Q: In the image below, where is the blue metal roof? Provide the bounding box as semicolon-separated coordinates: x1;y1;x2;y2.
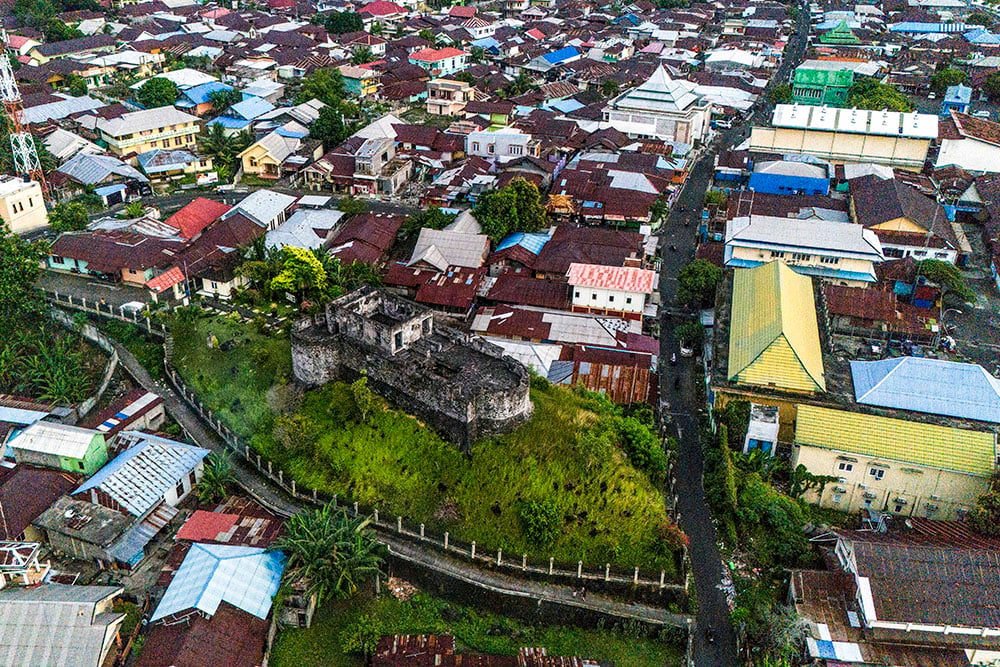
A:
964;28;1000;44
542;46;580;64
207;116;252;130
150;543;286;622
851;357;1000;423
546;98;584;113
94;184;126;197
889;22;968;33
495;231;551;254
182;81;234;105
229;96;275;121
944;83;972;104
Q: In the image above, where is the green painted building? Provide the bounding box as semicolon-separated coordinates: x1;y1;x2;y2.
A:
792;60;855;106
8;422;109;476
819;20;861;46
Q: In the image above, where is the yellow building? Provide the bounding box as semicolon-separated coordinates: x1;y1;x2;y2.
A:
792;404;996;521
0;177;47;234
95;107;200;157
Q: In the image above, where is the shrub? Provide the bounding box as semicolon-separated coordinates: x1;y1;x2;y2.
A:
617;416;667;481
517;499;563;546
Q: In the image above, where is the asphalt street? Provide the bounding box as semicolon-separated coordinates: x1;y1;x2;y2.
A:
658;9;810;665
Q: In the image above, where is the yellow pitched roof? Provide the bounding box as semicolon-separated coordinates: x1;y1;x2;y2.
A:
795;405;997;477
727;261;826;392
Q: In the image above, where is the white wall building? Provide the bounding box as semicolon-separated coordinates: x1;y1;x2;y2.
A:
566;263;657;320
603;66;712;144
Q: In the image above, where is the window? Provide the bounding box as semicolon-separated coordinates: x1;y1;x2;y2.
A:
78;461;85;470
574;291;580;298
175;480;185;497
510;144;523;156
472;142;480;152
838;462;853;472
769;250;785;258
487;143;495;154
869;467;885;481
394;331;403;349
608;295;615;302
792;253;812;262
591;293;597;300
820;256;839;265
832;493;843;504
894;503;904;513
626;296;633;304
52;255;63;263
174;136;182;146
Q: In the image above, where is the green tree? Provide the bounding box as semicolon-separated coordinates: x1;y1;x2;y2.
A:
452;71;476;86
135;77;179;109
500;70;533;98
984;71;1000;102
273;413;320;455
917;259;975;303
930;67;967;92
617;416;667;481
846;78;914;112
48;201;89;232
310;105;351;148
13;0;55;25
601;78;620;98
351;46;375;65
0;227;47;339
369;21;384;35
675;320;704;350
472;178;548;243
325;11;363;34
271;503;385;603
43;18;82;42
767;83;793;104
270;246;328;300
676;259;722;307
516;499;563;546
337;195;369;216
121;201;145;218
704;188;727;209
349;372;382;423
400;206;456;240
717;425;738;519
197;453;235;504
207;88;241;113
968;11;994;26
199;124;251;173
649;196;669;226
64;74;88;97
418;28;437;44
470;46;486;64
295;68;347;107
968;475;1000;536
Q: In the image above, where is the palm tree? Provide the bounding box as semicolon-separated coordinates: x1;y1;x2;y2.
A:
200;124;238;170
198;453;236;504
271;503;385;604
351;46;375;65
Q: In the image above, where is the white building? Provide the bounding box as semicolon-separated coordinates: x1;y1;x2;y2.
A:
0;177;47;234
566;262;658;320
603;66;712;144
935;111;1000;174
466;127;537;162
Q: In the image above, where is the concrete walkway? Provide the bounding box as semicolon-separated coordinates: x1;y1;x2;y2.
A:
106;337;693;630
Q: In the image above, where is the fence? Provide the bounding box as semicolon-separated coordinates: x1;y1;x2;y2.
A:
164;362;688;596
47;308;120;420
41;290;168;339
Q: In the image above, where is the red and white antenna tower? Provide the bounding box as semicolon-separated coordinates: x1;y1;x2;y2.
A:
0;43;45;191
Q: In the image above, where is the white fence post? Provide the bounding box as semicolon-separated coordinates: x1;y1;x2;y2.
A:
444;532;449;550
471;541;476;559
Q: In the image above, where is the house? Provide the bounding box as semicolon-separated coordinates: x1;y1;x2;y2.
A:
33;433;209;567
409;228;490;271
940;83;972;117
724;216;885;287
338;64;380;97
0;584;126;667
849;174;962;263
548;344;657;404
791;60;856;106
565;263;657;320
792;522;1000;664
225;189;297;231
138;543;285;666
935;111;1000;174
79;389;166;437
327;212;404;265
850;357;1000;424
748;160;830;196
471;304;656;351
175;81;234;116
0;465;78;542
465;127;538;162
426;78;475;116
7;422;108;476
0;177;47;234
527;46;582;72
603;66;712;144
408;47;469;77
239;130;320;180
53;154;150;205
792;404;996;520
95;106;201;158
208;96;276;133
265;208;344;251
27;34;117;65
750;105;938;171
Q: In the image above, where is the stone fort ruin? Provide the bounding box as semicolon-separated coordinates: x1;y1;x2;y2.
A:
291;286;532;449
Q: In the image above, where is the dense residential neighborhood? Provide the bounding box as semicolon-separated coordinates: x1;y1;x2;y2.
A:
0;0;999;662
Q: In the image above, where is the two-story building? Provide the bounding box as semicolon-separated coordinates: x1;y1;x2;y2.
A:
426;78;475;116
338;64;380;98
0;177;47;234
465;127;538;162
408;47;469;77
7;422;109;476
724;215;885;287
95;107;201;158
603;65;712;144
566;263;657;320
791;60;857;107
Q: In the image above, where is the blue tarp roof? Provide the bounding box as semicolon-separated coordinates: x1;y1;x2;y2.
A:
495;231;552;255
180;81;234;106
851;357;1000;423
150;544;286;622
542;46;580;64
276;126;307;138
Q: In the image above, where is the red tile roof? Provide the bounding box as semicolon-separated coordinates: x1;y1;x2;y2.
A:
145;266;185;293
448;5;476;17
176;510;239;542
566;263;657;293
164;197;232;239
359;0;405;15
409;47;467;62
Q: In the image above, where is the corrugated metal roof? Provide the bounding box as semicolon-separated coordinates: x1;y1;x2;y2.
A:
149;543;285;622
566;263;657;293
727;261;825;392
96;106;199;139
8;422;100;460
57;153;149;185
74;433;208;517
795;405;996;476
851;358;1000;424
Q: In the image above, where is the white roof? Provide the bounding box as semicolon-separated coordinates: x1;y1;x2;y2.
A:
9;422;98;459
754;160;828;179
44;128;101;162
486;337;562;376
726;215;885;260
265;209;344;250
131;68;216;90
352;113;404;141
228;188;298;227
608;65;704;114
409;228;489;270
96;107;199;139
770;104;938;139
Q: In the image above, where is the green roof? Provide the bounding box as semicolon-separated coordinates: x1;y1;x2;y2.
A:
796;405;997;477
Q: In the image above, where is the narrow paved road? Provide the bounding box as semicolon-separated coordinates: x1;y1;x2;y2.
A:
103;332;692;630
658;11;810;665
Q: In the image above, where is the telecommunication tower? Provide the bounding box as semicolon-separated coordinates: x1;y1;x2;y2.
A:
0;47;45;191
